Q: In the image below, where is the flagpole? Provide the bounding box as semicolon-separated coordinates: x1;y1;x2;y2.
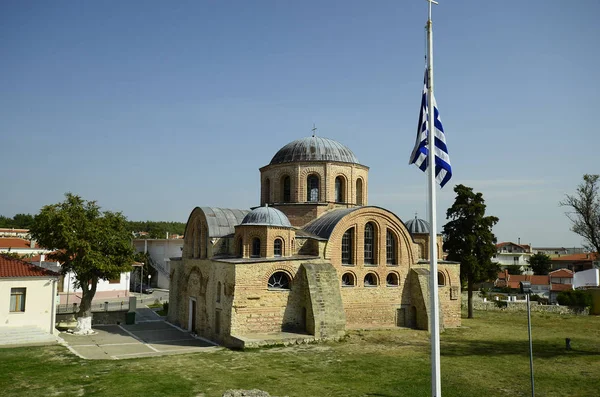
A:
426;1;442;396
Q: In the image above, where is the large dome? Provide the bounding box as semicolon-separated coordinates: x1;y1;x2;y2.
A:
405;217;430;234
241;206;292;227
270;136;359;165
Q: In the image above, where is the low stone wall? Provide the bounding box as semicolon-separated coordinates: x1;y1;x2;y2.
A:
468;300;589;315
56;310;129;326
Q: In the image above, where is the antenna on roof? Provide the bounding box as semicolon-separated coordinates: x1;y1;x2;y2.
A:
312;123;317;137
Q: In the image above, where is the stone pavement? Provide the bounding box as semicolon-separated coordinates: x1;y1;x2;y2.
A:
59;320;218;360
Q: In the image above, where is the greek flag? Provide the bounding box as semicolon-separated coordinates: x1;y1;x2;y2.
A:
409;70;452;188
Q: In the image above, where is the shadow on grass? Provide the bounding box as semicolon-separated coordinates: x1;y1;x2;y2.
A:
441;338;600;358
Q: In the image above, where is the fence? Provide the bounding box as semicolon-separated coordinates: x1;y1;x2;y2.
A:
57;300;130;314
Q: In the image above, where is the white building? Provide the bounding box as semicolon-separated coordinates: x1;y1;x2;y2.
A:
0;255;60;345
30;255;131;305
492;242;533;271
133;238;183;289
0;237;51;257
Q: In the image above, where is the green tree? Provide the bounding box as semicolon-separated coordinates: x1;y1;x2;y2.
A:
443;184;500;319
560;174;600;255
527;252;552;275
29;193;134;334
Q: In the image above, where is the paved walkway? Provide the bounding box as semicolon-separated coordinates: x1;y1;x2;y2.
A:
59;311;218;360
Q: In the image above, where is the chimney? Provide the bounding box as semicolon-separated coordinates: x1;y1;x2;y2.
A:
166;232;169;239
518;237;521;245
30;239;36;248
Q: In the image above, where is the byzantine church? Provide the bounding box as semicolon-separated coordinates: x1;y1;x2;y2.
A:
168;135;460;348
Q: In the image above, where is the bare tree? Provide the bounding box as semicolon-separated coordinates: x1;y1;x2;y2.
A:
560;174;600;254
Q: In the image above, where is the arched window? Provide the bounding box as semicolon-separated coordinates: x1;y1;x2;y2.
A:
438;271;446;286
268;271;290;290
264;178;271;204
217;282;222;303
341;272;355;287
274;238;283;257
386;272;399;286
251;238;261;257
237;238;243;257
335;176;345;203
341;228;354;265
386;230;397;265
307;175;319;202
364;273;378;287
356;179;363;205
364;222;376;265
281;176;291;202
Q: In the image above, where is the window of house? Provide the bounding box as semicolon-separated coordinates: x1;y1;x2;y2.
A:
438;271;446;286
252;238;261;257
356;179;363;205
364;222;375;265
282;176;291;202
386;273;399;286
341;272;355;287
268;271;291;290
335;176;344;202
274;238;283;257
386;230;397;265
342;228;354;265
364;273;378;287
307;175;319;202
10;288;26;312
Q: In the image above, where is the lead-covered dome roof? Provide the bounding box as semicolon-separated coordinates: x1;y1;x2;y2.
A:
241;206;292;227
405;217;430;234
270;136;359;165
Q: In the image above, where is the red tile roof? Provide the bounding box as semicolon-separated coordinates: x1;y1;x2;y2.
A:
0;238;34;249
550;269;574;277
496;271;550;288
496;242;531;252
551;253;598;262
0;255;59;278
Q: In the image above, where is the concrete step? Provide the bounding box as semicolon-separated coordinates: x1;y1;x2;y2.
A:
0;326;59;347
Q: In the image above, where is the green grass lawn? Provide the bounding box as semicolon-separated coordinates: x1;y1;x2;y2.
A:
1;310;598;397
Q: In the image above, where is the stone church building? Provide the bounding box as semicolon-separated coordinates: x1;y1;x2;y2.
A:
168;136;460;348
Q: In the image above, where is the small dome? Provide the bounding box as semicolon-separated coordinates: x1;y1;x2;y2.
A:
270;136;359;165
241;206;292;227
406;217;430;234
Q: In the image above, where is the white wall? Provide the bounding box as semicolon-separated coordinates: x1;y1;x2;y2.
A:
0;278;57;334
133;239;183;289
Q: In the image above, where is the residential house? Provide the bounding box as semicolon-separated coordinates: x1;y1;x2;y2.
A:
28;254;132;305
549;268;574;303
493;242;534;272
495;270;550;298
0;228;30;239
133;238;183;289
0;237;51;258
533;246;586;258
0;255;60;345
550;252;598;272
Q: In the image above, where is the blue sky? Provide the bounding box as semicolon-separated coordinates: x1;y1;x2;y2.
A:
1;1;598;247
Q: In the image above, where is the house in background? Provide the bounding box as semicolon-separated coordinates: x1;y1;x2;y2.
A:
29;254;131;305
0;237;51;258
550;252;598;272
133;238;183;289
549;268;574;303
493;242;534;272
533;246;586;258
0;228;30;239
495;270;550;298
0;255;60;346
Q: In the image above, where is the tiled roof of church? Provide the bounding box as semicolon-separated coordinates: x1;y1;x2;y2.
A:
302;208;360;239
199;207;250;237
270;136;361;165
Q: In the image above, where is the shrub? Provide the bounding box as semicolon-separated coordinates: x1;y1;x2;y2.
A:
557;290;592;311
495;301;507;309
162;301;169;314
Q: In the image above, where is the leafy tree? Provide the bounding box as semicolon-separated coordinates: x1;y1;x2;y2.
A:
560;174;600;255
443;184;500;319
557;290;592;313
29;193;134;334
527;252;552;275
506;266;522;275
0;213;34;229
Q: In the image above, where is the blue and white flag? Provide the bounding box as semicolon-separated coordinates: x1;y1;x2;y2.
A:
409;70;452;188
